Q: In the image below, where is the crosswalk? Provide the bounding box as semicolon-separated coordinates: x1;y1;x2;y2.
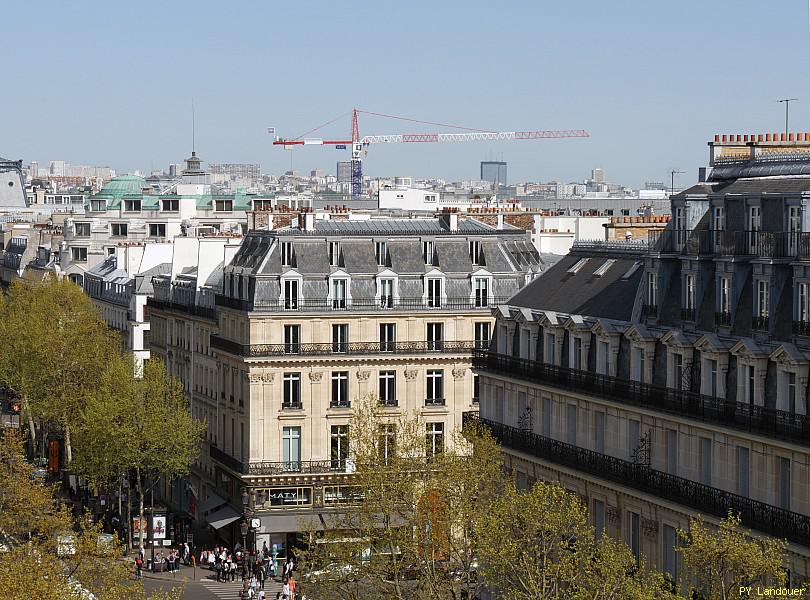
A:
198;576;282;599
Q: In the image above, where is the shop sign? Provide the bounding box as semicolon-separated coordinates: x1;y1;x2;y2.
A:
152;516;166;539
264;486;312;507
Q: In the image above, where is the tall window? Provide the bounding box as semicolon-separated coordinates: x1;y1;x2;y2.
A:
427;278;442;308
330;425;349;470
788;206;801;254
379;371;396;406
647;272;657;307
628;419;640;462
542;397;552;438
598;341;610;375
426;370;444;405
474;277;489;307
331;279;348;309
712;206;725;248
331;372;349;407
423;240;434;265
375;241;388;266
594;412;605;454
699;437;712;486
544;333;556;366
472;374;480;404
786;371;797;413
283;279;299;310
749;205;761;252
778;457;791;510
281;241;294;267
426;422;444;459
673;353;684;391
737;446;749;497
284;324;300;354
474;322;491;350
799;282;810;322
469;240;481;265
566;404;577;445
756;280;769;318
283;373;301;409
719;277;730;315
427;322;443;351
282;426;301;471
666;429;678;475
593;499;605;541
379;278;394;308
332;324;348;353
379;424;396;464
684;274;695;311
746;365;756;405
632;347;645;383
379;323;396;352
708;359;718;397
328;241;341;267
663;524;678;583
572;337;582;370
628;511;641;565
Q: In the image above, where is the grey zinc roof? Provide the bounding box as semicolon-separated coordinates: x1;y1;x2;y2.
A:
341;240;377;274
399;278;423;298
480;241;513;272
136;262;172;294
446;278;471;298
293;241;330;275
435;241;473;273
303;280;327;299
388;240;425;274
204;263;225;289
350;278;376;299
494;278;520;299
506;250;644;321
713;177;810;195
230;233;271;270
282;218;510;236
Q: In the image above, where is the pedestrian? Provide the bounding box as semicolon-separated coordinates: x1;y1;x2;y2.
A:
134;556;143;580
256;560;266;590
288;575;296;600
262;541;269;558
207;548;216;571
182;542;190;565
268;554;277;580
282;579;290;600
231;555;238;582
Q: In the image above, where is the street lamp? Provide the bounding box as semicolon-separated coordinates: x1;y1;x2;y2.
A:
240;520;248;555
241;487;255;554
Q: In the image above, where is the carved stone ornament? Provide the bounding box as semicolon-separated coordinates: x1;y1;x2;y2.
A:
642;517;659;538
356;370;371;381
404;369;419;381
308;371;323;382
248;372;275;383
452;368;467;380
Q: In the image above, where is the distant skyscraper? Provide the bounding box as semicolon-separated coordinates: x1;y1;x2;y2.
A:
49;160;66;177
591;168;605;183
209;163;260;179
337;161;352;183
168;163;178;177
480;161;507;188
30;161;38;180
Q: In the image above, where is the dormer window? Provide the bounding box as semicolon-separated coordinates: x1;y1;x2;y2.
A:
162;199;179;211
423;241;434;265
331;278;348;309
378;278;394;308
473;277;489;308
718;277;730;315
755;280;769;329
329;242;341;267
215;199;233;212
426;278;442;308
469;240;481;265
124;199;141;212
90;199;106;211
283;279;299;310
647;272;657;308
281;241;294;267
375;241;388;267
798;282;810;323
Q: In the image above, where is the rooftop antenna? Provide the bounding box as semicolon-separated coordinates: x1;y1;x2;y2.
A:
670;169;684;195
777;98;798;139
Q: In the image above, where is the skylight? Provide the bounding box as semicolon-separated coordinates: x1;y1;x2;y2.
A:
621;261;642;280
593;259;616;277
567;258;589;274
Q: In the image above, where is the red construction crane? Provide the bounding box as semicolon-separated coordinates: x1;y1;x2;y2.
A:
271;108;589;198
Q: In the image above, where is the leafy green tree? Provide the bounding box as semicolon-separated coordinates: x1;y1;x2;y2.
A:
677;512;788;600
0;428;181;600
475;481;678;600
299;396;503;600
0;276;118;461
73;353;205;551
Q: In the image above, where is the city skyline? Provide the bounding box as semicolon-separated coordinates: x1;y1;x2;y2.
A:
3;1;810;188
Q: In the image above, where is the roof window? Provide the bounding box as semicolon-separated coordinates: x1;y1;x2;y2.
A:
567;258;589;274
593;259;616;277
621;261;642;280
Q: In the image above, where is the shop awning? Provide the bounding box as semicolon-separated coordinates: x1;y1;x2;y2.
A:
207;505;241;530
200;493;227;515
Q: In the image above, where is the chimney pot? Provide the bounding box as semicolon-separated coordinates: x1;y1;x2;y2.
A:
758;134;764;142
743;134;749;142
790;133;795;141
736;134;742;142
766;133;772;141
714;134;720;142
721;135;727;142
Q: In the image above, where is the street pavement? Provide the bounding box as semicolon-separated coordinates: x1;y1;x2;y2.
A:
141;567;283;599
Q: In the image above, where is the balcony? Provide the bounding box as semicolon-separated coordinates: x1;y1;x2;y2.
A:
475;351;810;446
752;315;770;332
425;398;446;407
281;402;303;410
330;401;351;409
680;308;696;322
794;320;810;336
648;229;807;259
715;311;732;327
464;413;810;549
210;446;351;477
215;295;509;313
211;337;477;358
147;298;218;321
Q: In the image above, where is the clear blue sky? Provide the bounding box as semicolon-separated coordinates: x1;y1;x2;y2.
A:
3;1;810;188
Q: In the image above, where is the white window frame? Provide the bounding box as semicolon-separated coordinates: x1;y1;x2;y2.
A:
280;275;302;310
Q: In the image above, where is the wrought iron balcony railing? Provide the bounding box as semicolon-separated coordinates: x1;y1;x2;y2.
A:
211;337;477;358
424;398;446;407
147;298;218;321
794;320;810;336
215;295;509;313
715;311;732;326
210;445;353;477
648;229;809;259
752;315;770;331
464;413;810;549
475;351;810;446
680;308;696;322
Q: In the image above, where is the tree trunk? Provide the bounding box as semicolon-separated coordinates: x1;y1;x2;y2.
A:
64;423;72;464
23;397;36;450
136;466;145;551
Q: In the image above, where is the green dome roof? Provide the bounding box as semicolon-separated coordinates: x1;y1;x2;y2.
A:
96;174;147;198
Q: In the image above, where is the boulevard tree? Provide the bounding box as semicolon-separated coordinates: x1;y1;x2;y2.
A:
0;276;118;462
475;481;678;600
72;353;205;551
677;512;788;600
0;428;180;600
299;397;503;600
